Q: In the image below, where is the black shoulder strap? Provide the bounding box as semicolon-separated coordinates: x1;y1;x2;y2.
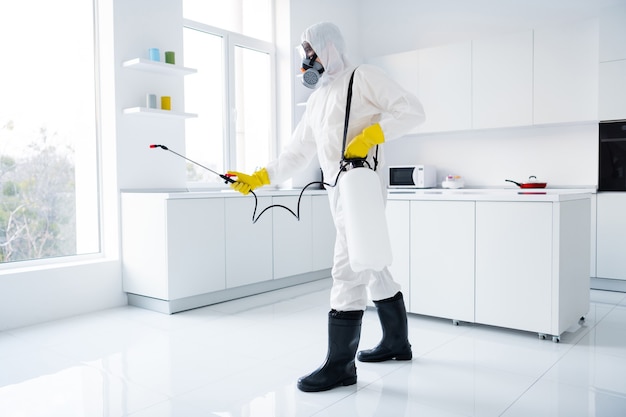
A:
340;67;379;171
341;68;358;159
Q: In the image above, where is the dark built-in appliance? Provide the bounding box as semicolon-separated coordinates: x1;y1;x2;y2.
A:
599;120;626;191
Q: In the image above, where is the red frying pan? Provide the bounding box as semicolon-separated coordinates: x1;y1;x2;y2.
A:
505;176;547;189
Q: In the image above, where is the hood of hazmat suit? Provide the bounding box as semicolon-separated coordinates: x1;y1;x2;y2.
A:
301;22;350;86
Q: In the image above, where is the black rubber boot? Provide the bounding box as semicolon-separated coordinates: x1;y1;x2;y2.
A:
297;309;364;392
357;292;412;362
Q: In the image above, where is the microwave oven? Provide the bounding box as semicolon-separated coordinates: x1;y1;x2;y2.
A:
388;165;437;188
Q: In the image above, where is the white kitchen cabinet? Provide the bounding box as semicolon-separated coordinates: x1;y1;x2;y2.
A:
472;31;533;129
598;0;626;121
121;194;226;301
596;193;626;280
416;41;472;133
599;60;626;121
386;200;411;309
599;4;626;63
533;18;599;124
367;44;472;134
366;50;419;96
121;191;334;313
366;19;606;132
475;202;553;333
387;190;592;340
312;195;336;271
224;196;273;288
166;199;226;298
475;200;590;338
273;195;313;279
410;201;475;322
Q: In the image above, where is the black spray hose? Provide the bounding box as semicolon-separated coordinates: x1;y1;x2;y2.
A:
251;159;370;223
150;144;351;224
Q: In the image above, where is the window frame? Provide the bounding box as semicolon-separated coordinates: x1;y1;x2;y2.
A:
183;19;277;188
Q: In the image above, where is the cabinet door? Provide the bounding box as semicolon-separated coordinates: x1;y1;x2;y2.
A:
599;60;626;121
224;196;273;288
273;195;313;279
599;4;626;62
312;195;336;271
475;202;552;333
596;193;626;280
121;193;169;299
386;201;411;310
166;198;226;299
534;18;599;124
366;50;419;95
416;41;472;133
472;31;533;129
410;201;475;321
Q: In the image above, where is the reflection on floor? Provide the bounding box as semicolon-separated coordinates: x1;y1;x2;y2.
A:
1;279;626;416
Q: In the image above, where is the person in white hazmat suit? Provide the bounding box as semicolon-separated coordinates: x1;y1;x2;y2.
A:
227;22;425;392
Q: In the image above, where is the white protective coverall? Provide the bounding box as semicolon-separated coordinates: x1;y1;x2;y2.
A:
265;22;425;311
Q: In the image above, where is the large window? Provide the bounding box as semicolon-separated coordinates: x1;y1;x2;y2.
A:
183;0;273;42
183;1;275;186
0;1;100;264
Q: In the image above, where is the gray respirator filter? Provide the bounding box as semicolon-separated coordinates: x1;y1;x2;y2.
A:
301;55;324;89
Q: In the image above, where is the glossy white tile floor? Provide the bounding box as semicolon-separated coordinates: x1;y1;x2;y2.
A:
2;280;626;417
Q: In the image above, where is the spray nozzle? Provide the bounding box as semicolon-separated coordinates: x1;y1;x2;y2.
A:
149;144;168;150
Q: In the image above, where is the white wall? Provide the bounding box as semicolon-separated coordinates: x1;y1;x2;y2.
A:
114;0;187;190
0;260;126;330
385;123;598;188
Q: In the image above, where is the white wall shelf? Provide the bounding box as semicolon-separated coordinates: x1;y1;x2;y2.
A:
123;107;197;119
122;58;197;75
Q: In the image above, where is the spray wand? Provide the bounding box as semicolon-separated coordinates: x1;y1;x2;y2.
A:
149;144;333;224
149;144;236;185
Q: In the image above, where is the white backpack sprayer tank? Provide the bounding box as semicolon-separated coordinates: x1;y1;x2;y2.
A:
338;159;393;272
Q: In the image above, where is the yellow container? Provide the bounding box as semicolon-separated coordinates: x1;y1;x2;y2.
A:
161;96;171;111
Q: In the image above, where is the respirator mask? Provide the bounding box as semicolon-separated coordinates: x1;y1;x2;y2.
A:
300;43;324;89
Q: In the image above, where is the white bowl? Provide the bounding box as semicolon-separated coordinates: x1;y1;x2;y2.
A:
442;180;464;189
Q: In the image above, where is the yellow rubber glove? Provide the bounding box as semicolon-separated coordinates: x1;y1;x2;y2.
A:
344;123;385;159
227;168;270;195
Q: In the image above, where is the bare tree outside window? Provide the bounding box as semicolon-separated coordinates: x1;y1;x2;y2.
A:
0;1;100;264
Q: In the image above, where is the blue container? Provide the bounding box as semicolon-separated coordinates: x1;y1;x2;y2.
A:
146;94;157;109
148;48;160;61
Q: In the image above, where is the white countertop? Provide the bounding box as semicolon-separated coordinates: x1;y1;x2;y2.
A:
121;187;595;202
121;188;329;199
387;187;595;202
